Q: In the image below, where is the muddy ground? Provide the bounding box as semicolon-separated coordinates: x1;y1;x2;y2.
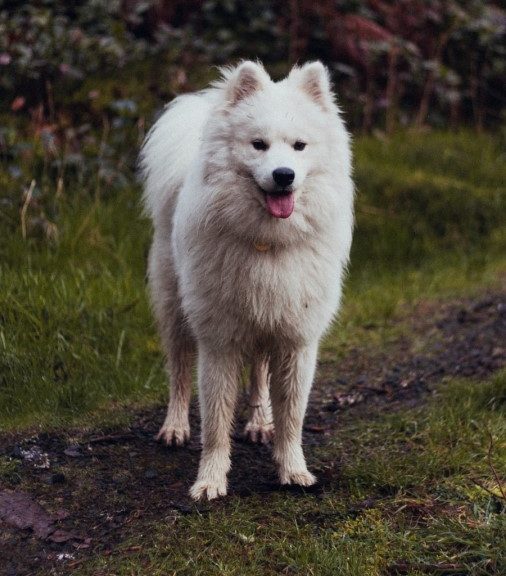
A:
1;292;504;576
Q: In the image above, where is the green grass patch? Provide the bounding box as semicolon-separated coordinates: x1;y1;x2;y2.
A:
0;455;21;484
0;191;165;430
352;130;506;267
335;372;506;496
76;372;506;576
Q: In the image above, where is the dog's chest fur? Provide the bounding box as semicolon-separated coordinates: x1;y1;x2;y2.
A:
177;228;342;350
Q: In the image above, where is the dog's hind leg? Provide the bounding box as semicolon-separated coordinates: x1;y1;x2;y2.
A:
270;343;318;487
149;238;195;446
190;346;241;500
156;315;194;446
244;355;274;444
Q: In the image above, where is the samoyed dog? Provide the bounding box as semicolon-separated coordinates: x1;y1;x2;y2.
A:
140;61;354;500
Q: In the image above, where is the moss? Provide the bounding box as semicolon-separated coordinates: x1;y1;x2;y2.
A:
0;456;21;485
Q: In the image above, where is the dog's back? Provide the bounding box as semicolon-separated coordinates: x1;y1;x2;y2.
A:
139;91;215;224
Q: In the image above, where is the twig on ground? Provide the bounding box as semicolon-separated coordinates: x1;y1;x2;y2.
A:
86;433;135;445
20;179;36;240
486;430;506;500
389;561;463;574
470;477;504;501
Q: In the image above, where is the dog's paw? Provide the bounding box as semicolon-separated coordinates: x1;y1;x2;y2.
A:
280;469;317;487
156;421;190;446
244;421;274;444
189;478;227;501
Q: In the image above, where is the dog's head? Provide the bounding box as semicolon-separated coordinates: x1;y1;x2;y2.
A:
203;61;352;244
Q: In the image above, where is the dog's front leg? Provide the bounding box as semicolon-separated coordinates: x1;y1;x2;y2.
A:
189;345;241;500
270;343;318;487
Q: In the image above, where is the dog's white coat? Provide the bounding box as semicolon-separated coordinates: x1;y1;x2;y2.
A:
140;61;354;500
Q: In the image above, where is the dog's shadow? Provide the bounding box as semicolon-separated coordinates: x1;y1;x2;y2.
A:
156;405;338;506
224;434;336;499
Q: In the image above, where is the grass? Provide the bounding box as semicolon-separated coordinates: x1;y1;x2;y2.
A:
75;372;506;576
0;130;505;430
352;130;505;267
0;129;505;575
0;193;166;430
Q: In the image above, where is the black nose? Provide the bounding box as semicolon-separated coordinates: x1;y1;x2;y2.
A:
272;167;295;188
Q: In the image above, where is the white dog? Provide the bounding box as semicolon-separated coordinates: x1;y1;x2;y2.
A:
140;61;354;500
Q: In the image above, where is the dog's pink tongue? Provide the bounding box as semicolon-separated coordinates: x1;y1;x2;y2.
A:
266;193;294;219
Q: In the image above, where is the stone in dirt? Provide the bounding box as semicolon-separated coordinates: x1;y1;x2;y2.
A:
0;489;81;544
0;489;54;538
16;446;50;469
64;445;82;457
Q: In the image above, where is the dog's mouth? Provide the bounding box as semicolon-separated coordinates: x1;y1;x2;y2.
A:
256;184;295;219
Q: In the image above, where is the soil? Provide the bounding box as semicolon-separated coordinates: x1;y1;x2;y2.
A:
0;292;504;576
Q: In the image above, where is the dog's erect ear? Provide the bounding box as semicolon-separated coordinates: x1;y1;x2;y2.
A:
291;62;334;111
226;61;269;105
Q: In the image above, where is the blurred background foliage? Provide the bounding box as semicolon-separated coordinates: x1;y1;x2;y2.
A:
1;1;504;133
0;0;504;243
1;1;505;118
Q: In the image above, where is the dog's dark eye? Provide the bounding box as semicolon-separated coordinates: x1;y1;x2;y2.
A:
293;141;306;151
252;139;268;151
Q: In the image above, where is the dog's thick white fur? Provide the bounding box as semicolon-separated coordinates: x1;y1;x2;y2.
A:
140;61;354;500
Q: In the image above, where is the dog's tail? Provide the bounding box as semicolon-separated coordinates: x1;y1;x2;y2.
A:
139;91;214;220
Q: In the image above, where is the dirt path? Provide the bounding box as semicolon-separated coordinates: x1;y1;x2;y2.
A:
1;292;504;576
